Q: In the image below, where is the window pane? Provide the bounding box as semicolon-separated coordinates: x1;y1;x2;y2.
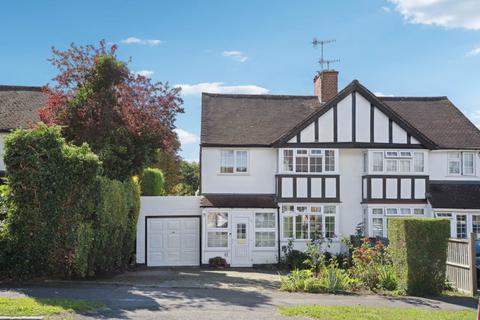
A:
282;205;294;213
372;152;383;172
296;206;308;213
311;206;322;213
372;218;383;237
473;215;480;236
255;212;275;228
400;208;411;215
207;212;228;228
463;153;474;175
207;232;228;247
372;208;383;215
325;216;335;238
399;159;411;172
324;206;336;214
295;155;308;172
283;216;293;238
309;215;322;239
236;223;246;239
325;150;335;172
220;150;234;173
295;215;309;239
386;159;397;172
413;208;424;215
255;231;275;247
363;153;368;173
456;215;467;239
309;156;323;172
235;151;248;173
414;153;424;172
448;152;461;174
283;150;293;172
386;208;397;215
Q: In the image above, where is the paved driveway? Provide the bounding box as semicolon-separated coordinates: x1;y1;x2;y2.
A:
0;268;477;319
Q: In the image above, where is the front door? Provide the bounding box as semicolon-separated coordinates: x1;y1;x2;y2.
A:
231;216;252;267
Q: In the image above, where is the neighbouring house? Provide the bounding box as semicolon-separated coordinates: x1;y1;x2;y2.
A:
0;85;46;175
137;69;480;267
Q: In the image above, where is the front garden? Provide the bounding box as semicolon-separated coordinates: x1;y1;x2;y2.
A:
280;218;451;297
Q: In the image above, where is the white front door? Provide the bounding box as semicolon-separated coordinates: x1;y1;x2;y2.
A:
231;216;252;267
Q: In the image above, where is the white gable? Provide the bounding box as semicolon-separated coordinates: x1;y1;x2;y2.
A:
294;91;421;145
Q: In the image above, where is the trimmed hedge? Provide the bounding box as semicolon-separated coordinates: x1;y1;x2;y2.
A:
0;125;140;279
140;167;165;196
388;217;450;296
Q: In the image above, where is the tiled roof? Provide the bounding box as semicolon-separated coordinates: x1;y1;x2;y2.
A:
0;85;46;131
381;97;480;149
201;93;321;146
428;181;480;209
200;194;278;208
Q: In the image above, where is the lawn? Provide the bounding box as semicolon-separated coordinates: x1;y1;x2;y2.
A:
0;297;104;317
279;305;476;320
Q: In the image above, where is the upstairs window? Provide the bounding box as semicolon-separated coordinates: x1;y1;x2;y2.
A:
370;151;424;174
448;152;475;176
220;150;248;174
281;149;336;173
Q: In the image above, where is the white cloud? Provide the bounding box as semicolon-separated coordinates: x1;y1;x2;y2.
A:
175;82;269;95
388;0;480;30
374;92;394;97
222;51;248;62
174;128;199;145
466;47;480;57
134;70;154;77
120;37;162;46
382;6;391;12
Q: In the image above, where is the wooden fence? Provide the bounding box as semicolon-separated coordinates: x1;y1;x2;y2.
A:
446;233;477;295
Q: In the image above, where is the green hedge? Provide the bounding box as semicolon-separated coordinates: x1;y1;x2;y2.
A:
0;125;140;279
140;167;164;196
388;217;450;296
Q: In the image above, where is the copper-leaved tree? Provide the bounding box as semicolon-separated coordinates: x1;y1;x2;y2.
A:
39;40;183;180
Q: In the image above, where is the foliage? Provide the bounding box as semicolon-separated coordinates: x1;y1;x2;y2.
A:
388;218;450;296
171;161;199;195
38;40;183;180
0;125;140;278
303;237;331;275
279;305;475;320
377;264;398;291
350;237;390;290
208;256;227;267
154;148;182;193
140;167;165;196
0;297;104;317
281;239;309;269
280;269;313;292
316;258;356;293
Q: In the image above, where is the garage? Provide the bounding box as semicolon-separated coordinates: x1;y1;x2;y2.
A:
146;216;200;266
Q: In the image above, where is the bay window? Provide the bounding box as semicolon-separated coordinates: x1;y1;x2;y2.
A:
255;212;276;248
220;150;248;174
280;149;337;173
372;218;384;237
456;214;467;239
463;152;475;175
372;152;383;172
207;212;228;248
473;215;480;236
370;151;425;174
281;204;337;240
448;152;461;175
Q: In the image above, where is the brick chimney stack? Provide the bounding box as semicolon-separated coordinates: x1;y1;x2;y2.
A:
314;70;338;103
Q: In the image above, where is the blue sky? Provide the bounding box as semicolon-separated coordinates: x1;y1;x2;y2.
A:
1;0;480;161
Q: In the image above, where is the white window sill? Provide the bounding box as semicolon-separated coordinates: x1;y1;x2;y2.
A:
217;173;250;176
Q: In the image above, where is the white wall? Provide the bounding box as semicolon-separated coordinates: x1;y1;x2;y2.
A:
201;147;277;194
337;93;352;142
355;92;370;143
429;150;480;181
338;149;364;236
136;196;202;264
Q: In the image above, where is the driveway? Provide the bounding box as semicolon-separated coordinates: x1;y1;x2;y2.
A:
0;268;477;319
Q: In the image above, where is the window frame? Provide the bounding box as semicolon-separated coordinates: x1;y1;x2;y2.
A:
254;212;276;249
279;148;337;174
206;212;229;249
280;204;337;240
219;149;249;174
369;150;425;174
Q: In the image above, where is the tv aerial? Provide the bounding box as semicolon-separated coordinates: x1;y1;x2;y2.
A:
312;38;339;70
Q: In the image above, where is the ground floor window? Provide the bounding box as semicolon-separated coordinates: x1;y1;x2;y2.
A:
255;212;276;248
366;206;427;238
206;212;229;248
281;204;337;240
435;211;480;239
456;214;467;239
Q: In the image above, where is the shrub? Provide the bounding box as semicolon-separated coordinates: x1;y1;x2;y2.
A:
121;177;140;267
304;277;324;293
281;239;309;269
318;259;356;293
140;167;165;196
280;269;313;292
377;264;397;291
388;218;450;296
209;256;226;267
350;237;388;290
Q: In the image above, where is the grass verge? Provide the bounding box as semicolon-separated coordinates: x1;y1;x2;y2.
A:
279;305;475;320
0;297;104;316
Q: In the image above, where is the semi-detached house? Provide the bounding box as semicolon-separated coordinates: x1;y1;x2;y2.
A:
1;80;480;268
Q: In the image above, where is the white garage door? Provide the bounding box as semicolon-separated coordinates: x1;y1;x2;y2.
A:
147;217;200;266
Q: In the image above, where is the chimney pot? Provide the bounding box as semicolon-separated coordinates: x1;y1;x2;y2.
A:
314;70;338;103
